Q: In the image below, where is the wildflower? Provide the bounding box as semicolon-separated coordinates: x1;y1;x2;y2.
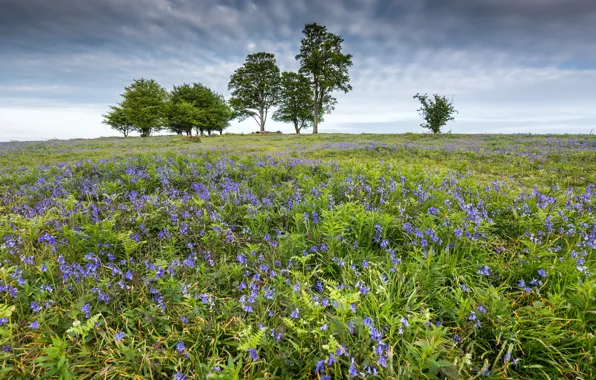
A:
400;316;409;328
538;268;547;277
290;308;299;319
477;305;487;313
173;372;187;380
180;315;188;323
349;358;358;378
0;318;8;326
30;301;42;314
176;340;185;353
115;331;125;342
328;353;337;365
477;265;491;276
82;303;90;319
315;359;325;373
29;320;39;330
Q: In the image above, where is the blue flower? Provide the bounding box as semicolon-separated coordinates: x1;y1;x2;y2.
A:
173;371;187;380
82;303;90;319
29;320;39;330
290;308;299;319
247;348;258;362
538;268;547;277
115;331;125;342
349;358;358;378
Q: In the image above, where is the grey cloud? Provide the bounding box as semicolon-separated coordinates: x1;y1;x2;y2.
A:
0;0;595;140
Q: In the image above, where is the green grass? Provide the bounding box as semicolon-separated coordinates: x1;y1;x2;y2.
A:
0;133;594;379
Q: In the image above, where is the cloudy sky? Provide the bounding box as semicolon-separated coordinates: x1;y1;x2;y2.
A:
1;0;595;141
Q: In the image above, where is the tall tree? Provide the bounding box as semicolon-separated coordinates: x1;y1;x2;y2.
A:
272;72;314;134
168;83;233;136
228;52;281;134
413;93;458;134
167;100;202;136
120;78;168;137
102;105;134;137
296;23;353;134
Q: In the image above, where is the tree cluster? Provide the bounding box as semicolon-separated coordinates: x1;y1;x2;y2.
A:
103;79;233;137
104;22;458;137
228;23;353;134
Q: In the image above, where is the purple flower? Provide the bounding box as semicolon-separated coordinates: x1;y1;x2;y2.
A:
538;268;547;277
247;348;258;362
477;265;491;276
176;340;185;353
115;331;125;342
290;308;299;319
349;358;358;378
315;359;326;373
327;353;336;365
173;372;187;380
29;320;39;330
82;303;90;319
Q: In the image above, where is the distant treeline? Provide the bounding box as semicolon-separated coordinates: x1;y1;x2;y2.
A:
104;23;456;137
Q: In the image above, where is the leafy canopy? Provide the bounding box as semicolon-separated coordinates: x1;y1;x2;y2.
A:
228;52;281;133
413;93;458;134
168;83;233;136
296;23;353;133
120;78;168;137
102;105;134;137
272;72;314;134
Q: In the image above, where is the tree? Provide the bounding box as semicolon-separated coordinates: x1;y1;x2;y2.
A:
168;100;202;136
120;78;168;137
228;52;281;134
296;23;353;134
413;93;458;134
102;105;134;137
272;72;314;134
168;83;234;136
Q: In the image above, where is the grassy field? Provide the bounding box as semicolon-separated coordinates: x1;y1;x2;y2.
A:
0;133;594;379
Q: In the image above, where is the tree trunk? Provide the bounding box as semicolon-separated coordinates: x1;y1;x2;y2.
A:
313;89;319;134
219;130;223;135
260;109;265;134
294;121;300;134
208;130;212;136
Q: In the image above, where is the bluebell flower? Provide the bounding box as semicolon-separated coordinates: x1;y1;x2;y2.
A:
290;308;299;319
29;320;39;330
349;358;358;378
115;331;125;342
82;303;90;319
315;359;325;373
538;268;547;277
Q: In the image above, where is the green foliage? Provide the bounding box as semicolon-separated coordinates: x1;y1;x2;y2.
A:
413;93;458;134
296;23;353;133
272;72;314;134
102;105;134;137
120;78;169;137
1;134;595;379
168;82;233;137
228;52;281;133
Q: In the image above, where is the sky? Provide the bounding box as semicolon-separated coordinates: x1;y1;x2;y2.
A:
1;0;595;141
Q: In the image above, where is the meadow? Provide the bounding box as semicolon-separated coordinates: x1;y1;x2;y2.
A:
0;133;594;379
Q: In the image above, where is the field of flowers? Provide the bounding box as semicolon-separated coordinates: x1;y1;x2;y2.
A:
0;134;594;379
